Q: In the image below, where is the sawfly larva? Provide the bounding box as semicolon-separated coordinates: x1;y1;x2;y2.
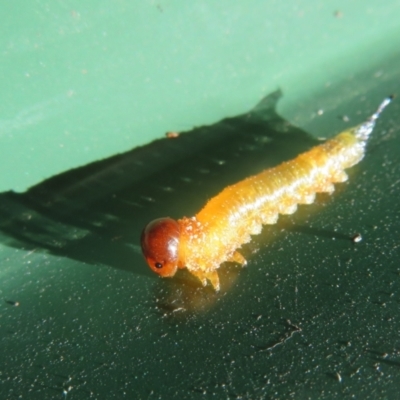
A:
141;96;392;290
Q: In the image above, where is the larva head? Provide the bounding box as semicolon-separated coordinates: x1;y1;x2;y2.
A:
141;217;181;277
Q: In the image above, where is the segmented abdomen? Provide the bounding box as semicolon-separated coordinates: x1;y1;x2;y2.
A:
195;132;365;254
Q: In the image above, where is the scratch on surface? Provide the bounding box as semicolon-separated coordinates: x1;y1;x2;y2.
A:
257;320;302;352
0;93;73;136
390;179;400;188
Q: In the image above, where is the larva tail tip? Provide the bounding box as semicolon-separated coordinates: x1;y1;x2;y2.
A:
374;96;393;117
355;95;392;140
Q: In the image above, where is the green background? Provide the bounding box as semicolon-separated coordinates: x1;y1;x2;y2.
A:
1;1;400;398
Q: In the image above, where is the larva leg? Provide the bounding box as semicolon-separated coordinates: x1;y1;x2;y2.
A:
332;170;348;183
228;251;247;266
189;268;221;291
207;270;220;291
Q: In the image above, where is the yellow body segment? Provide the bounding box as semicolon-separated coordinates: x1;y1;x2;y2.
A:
177;131;365;290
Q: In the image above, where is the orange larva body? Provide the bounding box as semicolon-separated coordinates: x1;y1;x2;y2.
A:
141;97;392;290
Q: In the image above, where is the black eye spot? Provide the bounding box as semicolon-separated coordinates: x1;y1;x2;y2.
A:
155;262;163;269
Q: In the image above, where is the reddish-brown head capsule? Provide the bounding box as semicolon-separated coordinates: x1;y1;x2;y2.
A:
141;217;181;277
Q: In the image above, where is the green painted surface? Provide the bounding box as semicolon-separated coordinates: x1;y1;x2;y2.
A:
1;1;400;399
1;1;400;192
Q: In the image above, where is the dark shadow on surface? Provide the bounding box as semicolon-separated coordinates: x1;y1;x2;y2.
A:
0;91;323;275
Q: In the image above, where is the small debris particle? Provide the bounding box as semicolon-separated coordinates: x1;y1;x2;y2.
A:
317;109;324;116
166;131;179;138
336;372;342;382
352;233;362;243
5;300;20;307
172;307;186;313
341;115;350;122
334;10;343;18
